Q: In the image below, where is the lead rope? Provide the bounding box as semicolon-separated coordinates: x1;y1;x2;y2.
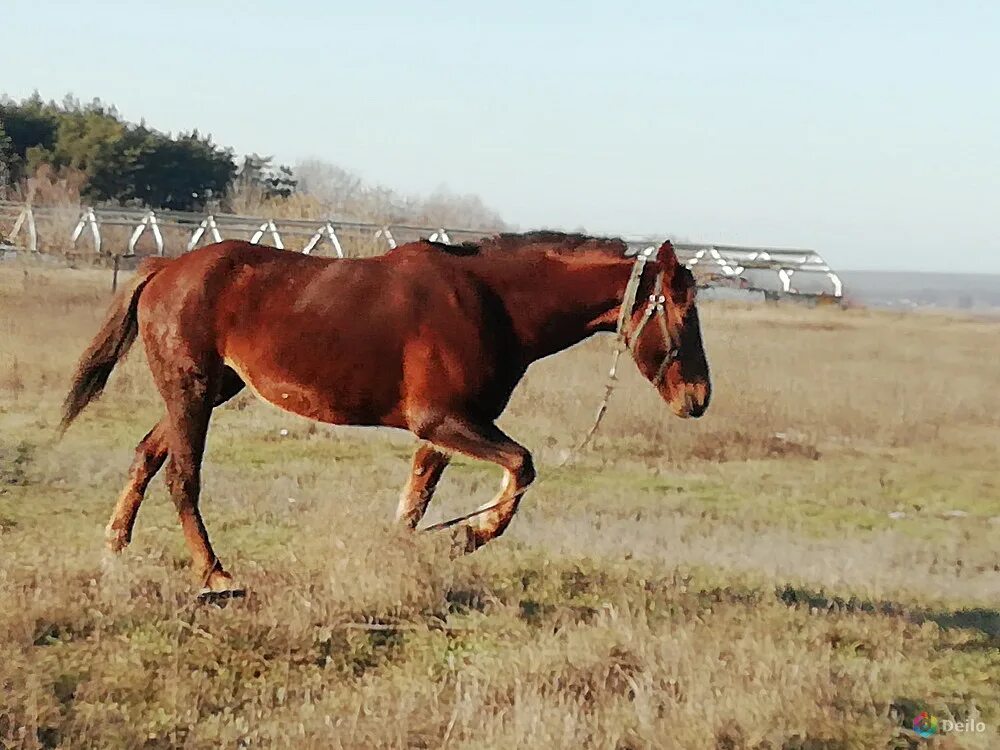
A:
556;248;656;467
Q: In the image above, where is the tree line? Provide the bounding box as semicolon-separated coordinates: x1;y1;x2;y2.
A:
0;93;295;211
1;92;504;229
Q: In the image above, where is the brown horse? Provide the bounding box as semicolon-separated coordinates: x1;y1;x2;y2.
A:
61;232;710;596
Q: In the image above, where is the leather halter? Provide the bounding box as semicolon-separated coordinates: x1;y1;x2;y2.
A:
558;247;681;464
609;246;681;388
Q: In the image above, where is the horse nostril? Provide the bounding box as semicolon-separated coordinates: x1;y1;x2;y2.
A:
686;389;708;418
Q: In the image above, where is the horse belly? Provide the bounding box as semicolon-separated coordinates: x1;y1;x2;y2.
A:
222;347;404;428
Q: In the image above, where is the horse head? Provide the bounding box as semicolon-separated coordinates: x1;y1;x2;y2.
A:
625;241;711;418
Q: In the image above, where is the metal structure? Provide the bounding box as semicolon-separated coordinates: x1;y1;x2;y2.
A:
0;201;487;260
0;202;39;253
626;238;843;299
0;200;844;299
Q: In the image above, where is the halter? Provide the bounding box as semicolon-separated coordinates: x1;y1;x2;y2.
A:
612;246;681;385
559;246;680;463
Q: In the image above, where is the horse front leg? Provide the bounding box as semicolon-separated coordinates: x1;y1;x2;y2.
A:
417;416;536;551
395;442;451;529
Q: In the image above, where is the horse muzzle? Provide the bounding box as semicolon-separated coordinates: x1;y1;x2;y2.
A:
669;381;711;419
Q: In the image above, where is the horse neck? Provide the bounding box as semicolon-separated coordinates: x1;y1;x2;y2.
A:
480;254;634;362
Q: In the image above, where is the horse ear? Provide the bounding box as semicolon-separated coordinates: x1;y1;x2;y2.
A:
655;240;680;271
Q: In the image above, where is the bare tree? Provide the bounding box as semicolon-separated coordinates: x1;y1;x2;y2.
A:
293;158;505;229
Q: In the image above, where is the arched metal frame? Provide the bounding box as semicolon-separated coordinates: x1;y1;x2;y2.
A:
0;201;844;300
627;239;843;299
4;203;38;252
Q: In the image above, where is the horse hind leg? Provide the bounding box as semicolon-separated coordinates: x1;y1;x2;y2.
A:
155;363;243;597
395;442;451;529
106;421;169;552
105;368;245;555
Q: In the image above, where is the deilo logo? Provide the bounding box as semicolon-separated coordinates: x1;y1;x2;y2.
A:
913;712;939;738
913;711;986;738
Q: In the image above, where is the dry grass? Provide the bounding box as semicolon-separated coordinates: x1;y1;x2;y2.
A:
1;260;999;749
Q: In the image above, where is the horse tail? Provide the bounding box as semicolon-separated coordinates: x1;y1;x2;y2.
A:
60;258;169;432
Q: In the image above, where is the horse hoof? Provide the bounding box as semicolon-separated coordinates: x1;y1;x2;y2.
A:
105;526;130;554
196;588;247;606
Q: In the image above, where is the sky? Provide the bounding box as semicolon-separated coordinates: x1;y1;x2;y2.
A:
2;0;998;273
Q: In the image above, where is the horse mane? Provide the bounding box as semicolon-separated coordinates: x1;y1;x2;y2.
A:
419;230;628;258
421;240;481;256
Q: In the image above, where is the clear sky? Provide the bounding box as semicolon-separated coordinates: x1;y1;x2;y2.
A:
2;0;997;273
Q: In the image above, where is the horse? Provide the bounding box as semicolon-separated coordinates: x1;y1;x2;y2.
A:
60;231;711;597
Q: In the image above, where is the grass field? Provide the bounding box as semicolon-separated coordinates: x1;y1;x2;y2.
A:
1;262;998;749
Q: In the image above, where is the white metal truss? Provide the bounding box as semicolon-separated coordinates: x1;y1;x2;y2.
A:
374;226;397;250
127;211;164;256
188;215;224;250
302;222;345;257
627;238;843;299
7;204;37;252
1;201;844;299
250;220;284;249
70;208;102;255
